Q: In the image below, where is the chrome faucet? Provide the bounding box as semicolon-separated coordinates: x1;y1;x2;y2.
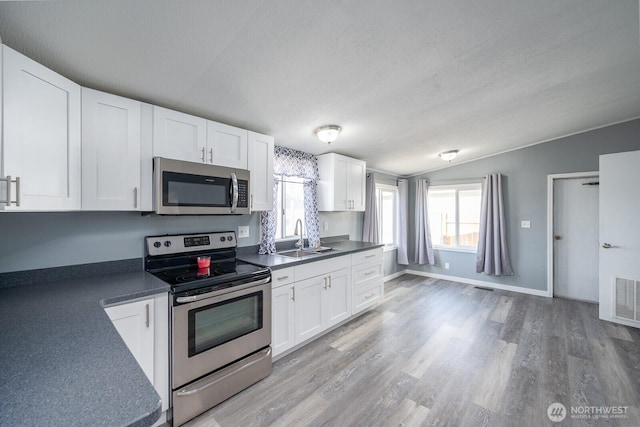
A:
294;218;304;250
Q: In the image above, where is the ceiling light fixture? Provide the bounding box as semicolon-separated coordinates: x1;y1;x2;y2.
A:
315;125;342;144
439;150;459;162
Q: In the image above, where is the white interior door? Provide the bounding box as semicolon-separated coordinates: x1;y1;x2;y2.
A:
599;150;640;327
553;176;599;302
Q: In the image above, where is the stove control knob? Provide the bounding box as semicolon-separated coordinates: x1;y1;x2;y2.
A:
153;241;161;248
227;235;233;241
164;241;172;247
220;236;226;242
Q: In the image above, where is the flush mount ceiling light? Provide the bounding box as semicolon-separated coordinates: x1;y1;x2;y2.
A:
439;150;459;162
315;125;342;144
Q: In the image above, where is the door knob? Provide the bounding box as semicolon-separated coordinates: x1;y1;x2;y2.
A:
554;235;562;240
602;243;612;249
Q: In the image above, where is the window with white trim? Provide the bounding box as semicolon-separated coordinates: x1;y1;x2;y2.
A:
275;175;305;240
427;183;481;251
376;184;398;248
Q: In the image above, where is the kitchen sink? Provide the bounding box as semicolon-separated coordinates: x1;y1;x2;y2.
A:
274;247;341;259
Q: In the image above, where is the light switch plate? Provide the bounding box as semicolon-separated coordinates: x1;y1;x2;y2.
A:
323;221;329;231
521;220;531;229
238;226;250;238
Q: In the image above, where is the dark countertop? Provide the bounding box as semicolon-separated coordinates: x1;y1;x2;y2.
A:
0;271;169;427
238;240;384;270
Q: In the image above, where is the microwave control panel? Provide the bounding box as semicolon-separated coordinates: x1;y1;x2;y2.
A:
237;180;248;208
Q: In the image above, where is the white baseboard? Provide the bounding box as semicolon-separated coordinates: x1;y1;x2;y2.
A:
404;269;549;297
384;270;407;282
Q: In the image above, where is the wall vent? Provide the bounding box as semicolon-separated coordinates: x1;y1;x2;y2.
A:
614;277;640;322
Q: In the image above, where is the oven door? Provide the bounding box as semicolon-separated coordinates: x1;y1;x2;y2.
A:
171;277;271;389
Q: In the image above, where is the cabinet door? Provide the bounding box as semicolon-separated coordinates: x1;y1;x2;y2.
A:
82;88;141;210
333;156;350;211
2;45;81;210
104;299;155;384
294;276;326;344
206;121;248;168
247;131;274;211
327;267;352;327
349;159;366;211
272;284;295;357
152;106;206;163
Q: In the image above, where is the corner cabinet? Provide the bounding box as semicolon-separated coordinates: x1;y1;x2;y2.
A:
316;153;366;212
81;88;142;210
104;293;169;413
247;131;274;211
1;45;81;211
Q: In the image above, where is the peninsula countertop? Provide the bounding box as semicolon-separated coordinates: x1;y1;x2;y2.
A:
0;271;169;427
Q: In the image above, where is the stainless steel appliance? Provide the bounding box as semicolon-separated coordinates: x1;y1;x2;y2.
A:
153;157;250;215
145;231;272;426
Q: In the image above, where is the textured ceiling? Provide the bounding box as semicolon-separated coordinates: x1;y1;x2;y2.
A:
0;0;638;176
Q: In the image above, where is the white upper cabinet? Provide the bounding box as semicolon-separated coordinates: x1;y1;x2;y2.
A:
82;88;141;210
207;121;248;169
152;106;207;163
247;131;274;211
1;45;81;211
317;153;366;212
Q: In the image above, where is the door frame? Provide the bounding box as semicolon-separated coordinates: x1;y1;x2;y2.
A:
546;171;599;298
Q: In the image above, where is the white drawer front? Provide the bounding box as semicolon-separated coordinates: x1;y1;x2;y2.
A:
295;255;350;281
271;267;295;288
353;278;383;313
351;248;383;266
353;262;383;284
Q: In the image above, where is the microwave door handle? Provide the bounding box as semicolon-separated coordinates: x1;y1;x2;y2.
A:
230;172;238;213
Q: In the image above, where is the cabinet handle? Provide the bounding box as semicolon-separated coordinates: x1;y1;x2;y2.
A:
365;270;376;276
324;277;328;290
201;147;206;162
133;187;138;208
365;254;376;258
328;276;332;288
0;176;20;207
277;275;289;280
291;287;295;301
365;293;375;299
209;148;213;163
145;303;150;328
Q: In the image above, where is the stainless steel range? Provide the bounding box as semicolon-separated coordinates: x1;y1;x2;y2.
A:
145;231;272;426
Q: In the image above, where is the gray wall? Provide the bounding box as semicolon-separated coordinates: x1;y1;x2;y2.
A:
0;210;363;273
405;118;640;292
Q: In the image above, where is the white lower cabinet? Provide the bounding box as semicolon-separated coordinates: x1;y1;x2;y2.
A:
352;248;384;315
271;256;353;358
104;293;169;413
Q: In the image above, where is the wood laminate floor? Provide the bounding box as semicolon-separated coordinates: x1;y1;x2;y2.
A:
184;274;640;427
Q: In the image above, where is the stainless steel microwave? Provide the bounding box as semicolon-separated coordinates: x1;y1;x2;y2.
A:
153;157;250;215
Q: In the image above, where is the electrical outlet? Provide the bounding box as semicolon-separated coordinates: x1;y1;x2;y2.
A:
521;220;531;229
445;262;450;269
238;226;250;238
323;221;329;231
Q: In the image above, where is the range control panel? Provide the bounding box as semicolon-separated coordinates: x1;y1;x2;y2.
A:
146;231;236;257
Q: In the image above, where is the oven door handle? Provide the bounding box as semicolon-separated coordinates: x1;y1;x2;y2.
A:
230;172;238;213
176;347;272;397
175;276;271;304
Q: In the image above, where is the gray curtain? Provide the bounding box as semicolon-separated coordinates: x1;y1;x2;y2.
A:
396;178;409;265
258;146;320;254
476;174;514;275
362;173;379;243
413;179;435;265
